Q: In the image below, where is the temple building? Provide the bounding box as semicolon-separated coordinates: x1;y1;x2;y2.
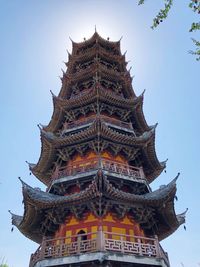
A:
10;32;186;267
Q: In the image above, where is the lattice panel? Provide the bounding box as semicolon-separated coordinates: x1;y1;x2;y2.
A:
104;239;157;257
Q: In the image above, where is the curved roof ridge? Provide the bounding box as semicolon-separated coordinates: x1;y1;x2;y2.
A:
41;118;153;146
45;87;147;133
21;178;99;207
8;210;23;227
71;32;121;47
104;174;177;204
20;172;177;208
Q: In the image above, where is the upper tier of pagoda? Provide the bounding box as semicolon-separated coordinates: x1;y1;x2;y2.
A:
26;32;166;186
59;32;135;99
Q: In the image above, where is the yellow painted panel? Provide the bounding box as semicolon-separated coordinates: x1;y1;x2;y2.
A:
91;226;98;232
102;151;110;158
103;225;108;239
115;155;125;163
85;213;97;222
65;230;72;244
74;155;82;161
121;215;133;225
129;229;135;242
103;225;108;231
87;152;97;158
66;230;72;237
91;226;98;239
67;216;79;226
112;227;126;240
103;213;115;222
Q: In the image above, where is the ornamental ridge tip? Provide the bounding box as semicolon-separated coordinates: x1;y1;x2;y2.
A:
154;123;158;129
50;90;56;97
25;161;35;169
8;209;12;215
8;210;18;217
18;176;23;183
161;158;168;166
37;124;42;130
180;208;188;216
69;36;73;42
18;176;29;188
173;172;180;183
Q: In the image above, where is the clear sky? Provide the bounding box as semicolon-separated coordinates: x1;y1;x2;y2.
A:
0;1;199;267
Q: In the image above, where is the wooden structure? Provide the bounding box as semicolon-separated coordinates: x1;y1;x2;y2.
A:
10;32;186;267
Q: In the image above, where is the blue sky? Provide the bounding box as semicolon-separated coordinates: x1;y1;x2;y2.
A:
0;1;199;266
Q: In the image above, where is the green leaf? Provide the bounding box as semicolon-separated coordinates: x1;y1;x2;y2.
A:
151;0;173;29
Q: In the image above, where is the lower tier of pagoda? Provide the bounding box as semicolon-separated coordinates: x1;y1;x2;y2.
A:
30;228;170;267
10;171;185;245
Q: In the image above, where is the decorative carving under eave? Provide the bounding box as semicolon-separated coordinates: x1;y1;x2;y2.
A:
130;207;156;229
88;199;111;218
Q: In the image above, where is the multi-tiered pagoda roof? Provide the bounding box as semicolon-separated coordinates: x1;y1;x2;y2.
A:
10;32;186;267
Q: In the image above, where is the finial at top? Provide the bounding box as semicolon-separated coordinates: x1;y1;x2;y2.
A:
95;25;97;33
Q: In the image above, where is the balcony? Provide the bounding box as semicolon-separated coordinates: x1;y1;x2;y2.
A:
29;231;170;267
51;158;147;186
62;114;134;135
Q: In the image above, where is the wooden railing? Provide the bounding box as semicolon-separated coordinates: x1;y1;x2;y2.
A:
52;158;145;182
62;114;133;133
29;231;170;267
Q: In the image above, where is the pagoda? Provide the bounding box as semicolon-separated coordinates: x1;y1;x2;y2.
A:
10;32;186;267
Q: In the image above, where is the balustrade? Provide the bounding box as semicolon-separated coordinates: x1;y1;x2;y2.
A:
62;114;133;133
29;231;169;267
52;158;145;183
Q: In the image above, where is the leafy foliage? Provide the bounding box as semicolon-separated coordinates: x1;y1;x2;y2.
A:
189;38;200;60
0;258;9;267
188;0;200;14
150;0;173;29
138;0;200;61
138;0;146;4
190;22;200;32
